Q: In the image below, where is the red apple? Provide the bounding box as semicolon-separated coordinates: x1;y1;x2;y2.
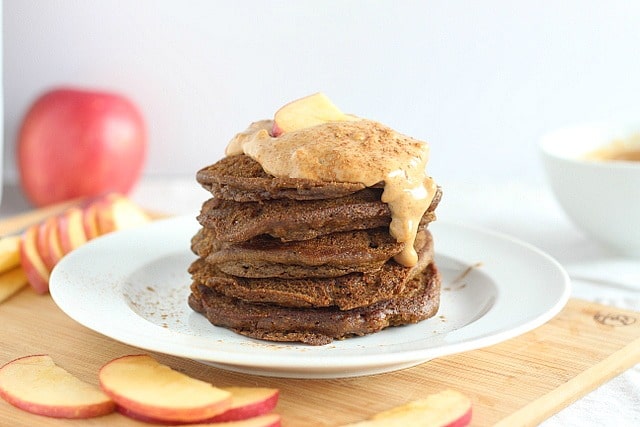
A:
17;87;147;207
0;355;115;419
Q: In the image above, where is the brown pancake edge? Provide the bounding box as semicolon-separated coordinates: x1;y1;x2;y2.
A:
188;262;441;346
189;230;434;310
196;154;367;202
196;186;441;243
191;227;407;279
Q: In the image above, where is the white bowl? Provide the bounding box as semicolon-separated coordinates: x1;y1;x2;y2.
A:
540;120;640;257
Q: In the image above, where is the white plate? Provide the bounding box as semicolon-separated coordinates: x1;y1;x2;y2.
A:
50;216;570;379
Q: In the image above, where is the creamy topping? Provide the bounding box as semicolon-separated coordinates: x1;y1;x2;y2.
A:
584;134;640;162
226;119;436;267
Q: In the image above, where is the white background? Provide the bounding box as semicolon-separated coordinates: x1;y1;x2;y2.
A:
4;0;640;188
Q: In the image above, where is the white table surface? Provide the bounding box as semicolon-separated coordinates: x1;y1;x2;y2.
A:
1;177;639;426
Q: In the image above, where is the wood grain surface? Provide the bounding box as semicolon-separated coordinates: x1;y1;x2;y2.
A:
1;289;639;427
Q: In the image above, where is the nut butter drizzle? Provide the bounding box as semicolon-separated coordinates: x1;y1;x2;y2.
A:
226;119;436;267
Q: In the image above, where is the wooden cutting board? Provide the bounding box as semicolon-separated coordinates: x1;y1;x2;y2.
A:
1;206;640;426
1;289;639;426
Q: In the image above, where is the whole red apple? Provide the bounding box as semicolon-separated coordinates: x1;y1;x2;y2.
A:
17;87;147;207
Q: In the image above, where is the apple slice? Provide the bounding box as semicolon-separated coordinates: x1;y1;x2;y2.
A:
118;386;279;424
211;387;279;422
35;219;53;271
0;355;115;419
119;407;282;426
272;92;360;136
339;390;472;427
189;413;281;427
57;207;88;255
81;200;101;240
0;268;28;303
0;236;20;274
95;193;151;235
19;225;51;294
99;354;232;423
36;217;63;271
45;216;65;269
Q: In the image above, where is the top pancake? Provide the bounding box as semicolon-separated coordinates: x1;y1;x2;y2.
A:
197;154;368;202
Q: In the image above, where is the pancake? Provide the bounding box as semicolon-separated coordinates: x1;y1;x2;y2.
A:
188;103;443;346
197;154;367;202
191;227;414;278
188;231;434;310
188;262;441;346
197;187;441;243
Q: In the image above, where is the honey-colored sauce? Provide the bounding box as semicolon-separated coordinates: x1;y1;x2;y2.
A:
584;135;640;162
226;119;437;267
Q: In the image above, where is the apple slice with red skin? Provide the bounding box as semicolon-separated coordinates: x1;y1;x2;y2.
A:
99;355;232;423
81;199;101;240
272;92;360;136
36;217;58;271
0;355;115;419
57;207;88;255
339;389;471;427
95;193;151;235
212;387;279;422
40;203;96;270
21;194;149;293
94;193;121;234
187;413;281;427
118;386;279;424
118;410;282;427
44;216;65;269
19;225;51;294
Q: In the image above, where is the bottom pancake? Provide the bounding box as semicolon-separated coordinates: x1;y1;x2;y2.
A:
188;263;441;346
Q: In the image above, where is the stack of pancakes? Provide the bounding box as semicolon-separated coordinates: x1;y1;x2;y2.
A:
188;154;442;345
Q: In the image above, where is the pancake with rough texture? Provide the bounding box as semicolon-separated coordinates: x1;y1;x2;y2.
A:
188;262;441;346
189;231;433;310
197;154;367;202
197;187;441;243
191;227;418;278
